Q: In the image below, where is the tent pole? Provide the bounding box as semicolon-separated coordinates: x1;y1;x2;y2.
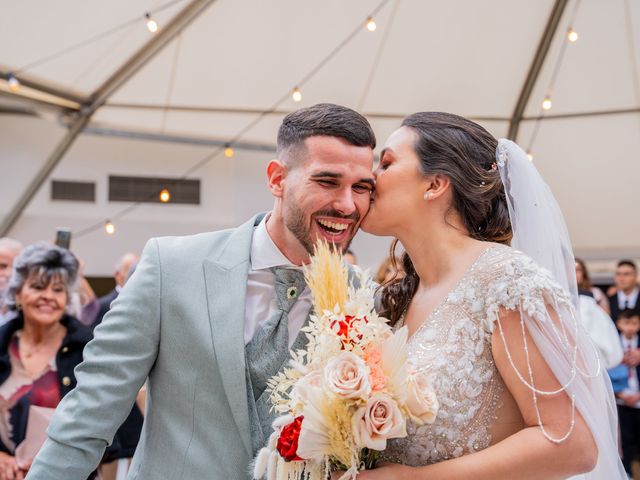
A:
507;0;569;141
0;0;216;236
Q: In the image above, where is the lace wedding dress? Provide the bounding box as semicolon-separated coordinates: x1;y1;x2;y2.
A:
382;243;572;465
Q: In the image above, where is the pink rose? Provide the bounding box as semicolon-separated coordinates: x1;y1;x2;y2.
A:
324;352;371;399
406;371;439;425
352;393;406;450
364;348;387;391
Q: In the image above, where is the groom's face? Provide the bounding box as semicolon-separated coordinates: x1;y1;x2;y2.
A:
281;136;375;254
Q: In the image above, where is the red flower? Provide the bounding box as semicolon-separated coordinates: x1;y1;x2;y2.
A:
277;416;304;462
331;315;367;348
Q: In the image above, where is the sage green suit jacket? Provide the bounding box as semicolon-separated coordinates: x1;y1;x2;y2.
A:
27;215;266;479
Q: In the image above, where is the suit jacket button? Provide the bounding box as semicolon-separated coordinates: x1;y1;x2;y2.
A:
62;376;72;387
61;347;69;354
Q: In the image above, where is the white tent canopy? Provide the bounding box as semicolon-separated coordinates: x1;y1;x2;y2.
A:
1;0;638;277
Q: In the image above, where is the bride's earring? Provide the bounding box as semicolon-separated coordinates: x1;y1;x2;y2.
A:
424;191;433;201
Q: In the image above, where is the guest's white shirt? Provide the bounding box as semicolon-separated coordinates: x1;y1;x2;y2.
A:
618;287;639;310
244;215;312;348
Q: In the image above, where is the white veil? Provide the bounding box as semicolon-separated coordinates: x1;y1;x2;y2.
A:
496;139;626;479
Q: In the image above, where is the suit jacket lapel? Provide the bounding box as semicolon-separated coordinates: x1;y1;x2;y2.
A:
203;214;263;457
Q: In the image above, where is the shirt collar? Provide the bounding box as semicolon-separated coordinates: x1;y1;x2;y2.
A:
250;213;301;271
619;287;639;303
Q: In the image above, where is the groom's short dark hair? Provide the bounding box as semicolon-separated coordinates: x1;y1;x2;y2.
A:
277;103;376;165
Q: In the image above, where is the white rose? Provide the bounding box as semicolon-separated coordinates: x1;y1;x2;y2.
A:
324;351;371;399
406;371;439;425
292;370;322;405
352;393;406;450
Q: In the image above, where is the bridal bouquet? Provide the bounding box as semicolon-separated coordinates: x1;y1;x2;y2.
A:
253;242;439;480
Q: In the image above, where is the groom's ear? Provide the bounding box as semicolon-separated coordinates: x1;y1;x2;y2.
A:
267;159;287;198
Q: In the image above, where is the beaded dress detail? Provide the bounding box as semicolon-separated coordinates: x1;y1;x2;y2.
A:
382;244;571;466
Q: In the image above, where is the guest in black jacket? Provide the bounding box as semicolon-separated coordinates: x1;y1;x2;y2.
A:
0;243;139;479
610;260;640;321
95;253;138;328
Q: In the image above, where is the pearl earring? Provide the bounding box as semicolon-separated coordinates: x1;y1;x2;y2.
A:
424;191;433;201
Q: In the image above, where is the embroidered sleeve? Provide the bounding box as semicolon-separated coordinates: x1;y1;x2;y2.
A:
483;252;573;333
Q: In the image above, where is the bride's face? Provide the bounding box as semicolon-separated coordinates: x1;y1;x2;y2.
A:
362;126;428;236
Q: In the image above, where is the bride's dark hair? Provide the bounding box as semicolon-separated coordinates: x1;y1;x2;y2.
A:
379;112;513;325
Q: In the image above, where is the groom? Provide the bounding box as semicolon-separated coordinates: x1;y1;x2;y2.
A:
26;103;376;479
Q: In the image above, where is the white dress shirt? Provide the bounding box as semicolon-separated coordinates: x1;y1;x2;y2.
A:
618;287;639;310
244;215;312;348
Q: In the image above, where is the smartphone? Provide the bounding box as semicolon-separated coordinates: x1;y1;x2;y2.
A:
55;228;72;250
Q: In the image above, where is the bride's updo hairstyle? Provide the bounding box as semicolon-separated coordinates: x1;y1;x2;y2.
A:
380;112;512;325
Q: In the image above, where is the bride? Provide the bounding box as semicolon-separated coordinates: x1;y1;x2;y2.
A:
336;112;625;479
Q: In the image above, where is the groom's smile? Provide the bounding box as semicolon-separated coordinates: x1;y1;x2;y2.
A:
313;213;357;245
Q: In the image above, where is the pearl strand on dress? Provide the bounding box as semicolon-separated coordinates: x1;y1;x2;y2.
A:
493;294;601;444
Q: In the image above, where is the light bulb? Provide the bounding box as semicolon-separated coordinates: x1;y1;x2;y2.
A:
7;73;19;92
526;151;534;161
224;146;235;158
104;221;115;235
292;87;302;102
567;28;578;43
366;17;377;32
159;188;170;203
145;13;158;33
542;96;552;111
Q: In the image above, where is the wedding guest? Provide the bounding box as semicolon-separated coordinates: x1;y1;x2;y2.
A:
94;253;138;328
610;260;640;321
92;254;143;472
0;238;23;326
69;260;100;327
0;243;91;479
578;294;622;369
374;255;405;285
575;258;610;314
614;309;640;475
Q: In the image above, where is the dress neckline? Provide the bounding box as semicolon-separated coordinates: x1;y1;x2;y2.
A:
401;244;502;342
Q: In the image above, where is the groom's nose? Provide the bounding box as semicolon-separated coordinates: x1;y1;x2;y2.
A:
331;188;357;216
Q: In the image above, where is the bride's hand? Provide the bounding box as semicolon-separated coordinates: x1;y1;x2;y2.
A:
330;463;414;480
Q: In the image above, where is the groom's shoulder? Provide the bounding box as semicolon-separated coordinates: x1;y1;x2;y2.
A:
150;213;263;260
150;221;251;264
155;228;235;251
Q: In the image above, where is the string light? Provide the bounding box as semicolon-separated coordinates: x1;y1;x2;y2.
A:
159;188;170;203
7;73;20;92
542;95;552;111
366;17;377;32
73;0;393;239
567;28;579;43
104;221;116;235
145;13;158;33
